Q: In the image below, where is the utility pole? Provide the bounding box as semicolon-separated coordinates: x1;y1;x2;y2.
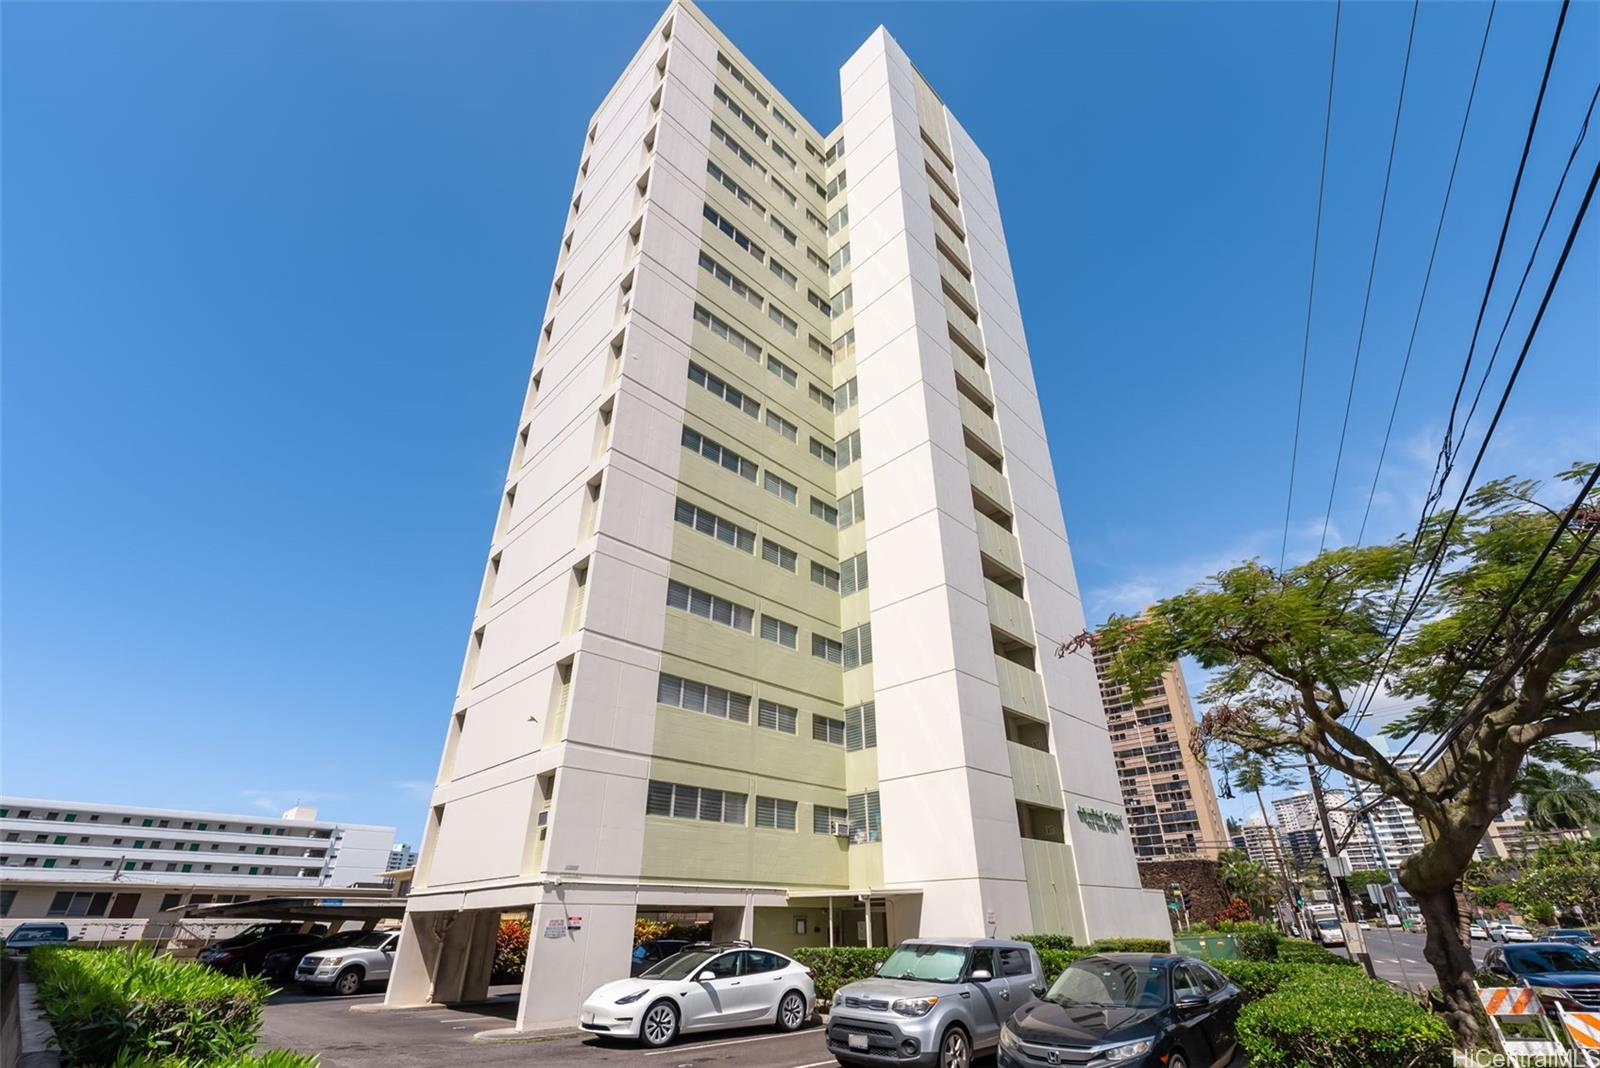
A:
1304;752;1377;977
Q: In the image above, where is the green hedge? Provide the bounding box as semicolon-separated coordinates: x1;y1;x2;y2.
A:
1086;937;1171;953
1012;933;1076;952
1210;959;1354;1002
113;1053;319;1068
1275;939;1360;967
1237;967;1452;1067
30;946;293;1066
791;947;892;1003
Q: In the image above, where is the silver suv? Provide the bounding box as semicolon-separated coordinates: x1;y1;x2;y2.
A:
826;938;1044;1067
294;929;400;995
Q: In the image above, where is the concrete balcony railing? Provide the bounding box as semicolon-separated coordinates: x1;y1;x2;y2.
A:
995;656;1048;722
946;290;984;356
933;213;969;269
928;179;962;233
985;578;1034;645
1009;741;1063;805
952;344;993;407
959;391;1004;458
968;449;1012;514
939;256;978;315
977;510;1024;577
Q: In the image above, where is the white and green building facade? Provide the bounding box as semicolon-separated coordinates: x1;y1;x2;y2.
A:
387;0;1168;1029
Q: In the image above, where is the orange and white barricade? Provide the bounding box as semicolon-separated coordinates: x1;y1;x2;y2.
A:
1558;1008;1600;1066
1478;986;1569;1064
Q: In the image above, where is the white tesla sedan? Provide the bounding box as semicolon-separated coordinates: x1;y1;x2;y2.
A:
580;942;815;1047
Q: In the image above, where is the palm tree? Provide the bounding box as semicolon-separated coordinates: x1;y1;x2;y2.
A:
1216;850;1273;915
1519;763;1600;835
1233;758;1298;919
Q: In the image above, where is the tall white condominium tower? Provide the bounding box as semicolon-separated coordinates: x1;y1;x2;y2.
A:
387;0;1167;1029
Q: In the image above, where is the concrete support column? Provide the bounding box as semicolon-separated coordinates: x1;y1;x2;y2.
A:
432;910;499;1004
514;895;637;1032
710;896;753;942
384;909;449;1008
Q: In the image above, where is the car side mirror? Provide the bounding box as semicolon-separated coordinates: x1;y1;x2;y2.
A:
872;961;883;974
970;969;992;982
1175;992;1206;1010
1030;984;1046;998
695;970;716;982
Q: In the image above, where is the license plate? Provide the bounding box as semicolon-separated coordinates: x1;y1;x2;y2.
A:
848;1034;869;1051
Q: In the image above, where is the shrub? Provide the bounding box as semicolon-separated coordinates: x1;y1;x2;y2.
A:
1237;967;1452;1067
1012;933;1076;952
30;946;271;1065
1276;939;1360;967
791;947;892;1004
1187;921;1280;961
493;919;531;982
1217;897;1255;923
1088;937;1171;953
113;1052;319;1067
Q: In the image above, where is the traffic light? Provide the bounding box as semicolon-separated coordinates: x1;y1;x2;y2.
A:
1295;894;1304;909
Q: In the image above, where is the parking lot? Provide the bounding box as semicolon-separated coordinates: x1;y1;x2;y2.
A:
259;989;846;1068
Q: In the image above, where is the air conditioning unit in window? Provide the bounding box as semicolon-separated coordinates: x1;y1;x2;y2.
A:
831;821;852;839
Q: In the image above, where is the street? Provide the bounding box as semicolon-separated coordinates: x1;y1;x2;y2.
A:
1340;928;1489;990
259;988;844;1068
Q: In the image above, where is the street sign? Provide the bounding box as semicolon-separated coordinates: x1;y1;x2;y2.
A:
543;918;567;939
1324;856;1352;878
1367;884;1387;905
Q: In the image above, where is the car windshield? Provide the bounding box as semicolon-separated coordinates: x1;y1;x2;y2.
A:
1046;958;1167;1009
1506;946;1600;973
875;944;969;983
8;929;63;944
342;932;395;949
1318;919;1341;929
639;949;719;981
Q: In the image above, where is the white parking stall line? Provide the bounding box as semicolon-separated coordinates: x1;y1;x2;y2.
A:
642;1030;819;1056
787;1061;838;1068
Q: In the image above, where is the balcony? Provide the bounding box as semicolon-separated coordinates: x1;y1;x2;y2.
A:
977;510;1023;578
946;290;984;356
928;180;962;233
952;344;993;407
924;150;957;199
959;392;1003;458
939;253;977;310
986;578;1033;645
933;213;969;270
968;448;1012;514
1009;741;1063;805
996;656;1047;722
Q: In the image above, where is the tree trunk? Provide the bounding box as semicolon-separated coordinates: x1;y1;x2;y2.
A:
1412;882;1484;1048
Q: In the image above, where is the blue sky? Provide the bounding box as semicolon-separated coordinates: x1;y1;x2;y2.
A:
4;1;1596;843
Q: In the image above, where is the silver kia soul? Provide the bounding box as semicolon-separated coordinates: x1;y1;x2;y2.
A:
826;938;1044;1067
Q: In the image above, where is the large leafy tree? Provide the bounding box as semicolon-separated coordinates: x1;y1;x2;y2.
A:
1094;466;1599;1046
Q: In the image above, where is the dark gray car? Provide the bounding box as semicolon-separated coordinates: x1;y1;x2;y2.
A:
826;937;1044;1067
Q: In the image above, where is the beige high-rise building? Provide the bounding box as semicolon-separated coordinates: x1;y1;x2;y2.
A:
1093;653;1228;860
384;0;1167;1031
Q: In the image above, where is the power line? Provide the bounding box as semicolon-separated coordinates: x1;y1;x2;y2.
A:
1280;0;1343;573
1458;81;1600;444
1342;0;1577;737
1318;0;1421;554
1384;154;1600;766
1355;2;1497;549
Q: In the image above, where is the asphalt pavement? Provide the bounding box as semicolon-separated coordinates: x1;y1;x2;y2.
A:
259;987;845;1068
1337;927;1489;990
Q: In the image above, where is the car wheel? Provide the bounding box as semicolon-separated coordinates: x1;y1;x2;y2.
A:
639;1000;679;1047
938;1025;971;1068
332;967;364;996
776;990;806;1031
1168;1054;1187;1068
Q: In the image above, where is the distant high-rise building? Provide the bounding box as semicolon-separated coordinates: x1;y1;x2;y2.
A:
1241;815;1286;877
1094;653;1228;860
385;0;1168;1031
1348;755;1427;870
386;843;418;871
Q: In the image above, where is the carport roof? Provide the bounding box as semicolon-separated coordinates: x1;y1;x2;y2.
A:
174;895;407;923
